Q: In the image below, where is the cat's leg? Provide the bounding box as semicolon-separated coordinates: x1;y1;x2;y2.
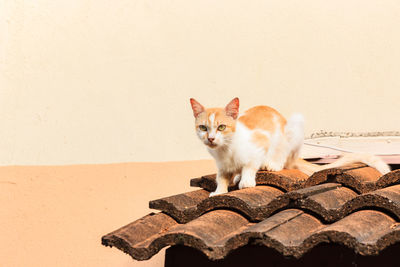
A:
284;113;305;169
262;135;290;172
232;174;241;185
239;164;258;189
209;170;230;197
285;148;300;169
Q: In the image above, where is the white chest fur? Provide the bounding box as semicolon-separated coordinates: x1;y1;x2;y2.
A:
208;122;263;174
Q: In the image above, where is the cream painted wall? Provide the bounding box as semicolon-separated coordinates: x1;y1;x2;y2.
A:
1;0;400;165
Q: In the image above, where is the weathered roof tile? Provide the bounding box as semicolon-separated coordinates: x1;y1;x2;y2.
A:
305;164;382;193
283;183;358;222
343;184;400;220
101;212;178;260
376;169;400;188
149;189;210;223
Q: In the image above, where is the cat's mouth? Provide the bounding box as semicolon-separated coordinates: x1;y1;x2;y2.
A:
207;143;218;148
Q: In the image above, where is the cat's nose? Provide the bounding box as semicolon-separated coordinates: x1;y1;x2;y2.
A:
208;137;215;143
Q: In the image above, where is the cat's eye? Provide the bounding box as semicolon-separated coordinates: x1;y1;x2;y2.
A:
199;125;207;131
217;124;226;131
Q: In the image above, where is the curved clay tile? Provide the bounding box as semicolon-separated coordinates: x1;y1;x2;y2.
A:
342;184;400;220
306;164;382;193
304;210;398;257
101;212;178;260
376;169;400;188
196;186;285;222
149;189;210;223
255;169;309;191
282;183;359;222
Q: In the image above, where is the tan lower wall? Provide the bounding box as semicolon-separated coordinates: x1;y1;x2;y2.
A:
1;0;400;165
1;160;216;267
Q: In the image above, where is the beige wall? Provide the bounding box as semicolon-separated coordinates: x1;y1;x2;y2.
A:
1;0;400;165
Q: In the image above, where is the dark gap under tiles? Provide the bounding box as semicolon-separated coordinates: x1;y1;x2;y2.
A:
165;243;400;267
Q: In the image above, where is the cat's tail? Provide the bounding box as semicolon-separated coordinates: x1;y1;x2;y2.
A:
284;113;390;176
284;113;305;168
294;153;391;176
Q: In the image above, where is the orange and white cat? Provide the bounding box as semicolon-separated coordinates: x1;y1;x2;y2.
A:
190;97;390;197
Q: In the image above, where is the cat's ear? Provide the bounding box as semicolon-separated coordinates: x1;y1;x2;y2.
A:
190;98;205;117
225;97;239;119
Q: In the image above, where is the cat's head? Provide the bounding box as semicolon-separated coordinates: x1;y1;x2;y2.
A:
190;98;239;149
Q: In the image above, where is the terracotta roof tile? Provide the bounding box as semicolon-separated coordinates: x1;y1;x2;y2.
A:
343;185;400;220
149;189;210;223
282;183;358;222
376;169;400;187
311;210;397;255
101;212;178;260
102;165;400;262
305;164;383;193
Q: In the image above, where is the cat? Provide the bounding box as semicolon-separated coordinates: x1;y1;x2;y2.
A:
190;97;391;197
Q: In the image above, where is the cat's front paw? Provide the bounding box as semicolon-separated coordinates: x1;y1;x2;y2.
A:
238;178;256;189
262;161;284;172
209;191;224;197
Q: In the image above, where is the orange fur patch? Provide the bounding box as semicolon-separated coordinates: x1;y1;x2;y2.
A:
239;106;286;131
252;131;270;149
